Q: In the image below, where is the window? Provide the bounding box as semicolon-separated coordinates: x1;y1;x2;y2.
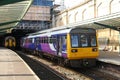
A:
32;38;34;43
43;37;45;43
61;36;67;46
90;36;97;46
70;33;97;47
44;37;48;43
29;38;32;43
80;35;88;47
71;35;78;47
49;37;56;43
36;38;40;44
61;36;67;51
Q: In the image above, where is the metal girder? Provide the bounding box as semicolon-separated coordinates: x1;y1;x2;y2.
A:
0;0;33;35
94;22;118;31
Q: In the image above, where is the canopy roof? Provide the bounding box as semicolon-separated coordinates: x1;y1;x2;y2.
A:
0;0;33;35
67;12;120;31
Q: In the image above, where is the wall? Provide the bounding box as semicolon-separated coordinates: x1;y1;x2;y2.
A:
23;6;51;21
54;0;120;52
55;0;120;26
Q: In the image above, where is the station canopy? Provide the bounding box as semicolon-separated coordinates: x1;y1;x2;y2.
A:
0;0;33;35
66;12;120;31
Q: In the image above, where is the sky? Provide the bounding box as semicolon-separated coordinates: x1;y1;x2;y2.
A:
54;0;85;8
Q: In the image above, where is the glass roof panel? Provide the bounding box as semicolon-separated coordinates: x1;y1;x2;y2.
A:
0;0;33;34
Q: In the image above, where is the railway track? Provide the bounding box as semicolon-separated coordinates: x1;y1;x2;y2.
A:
77;67;120;80
16;51;120;80
73;62;120;80
16;51;68;80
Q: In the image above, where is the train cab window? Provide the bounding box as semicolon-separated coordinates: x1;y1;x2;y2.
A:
71;35;79;47
80;35;88;47
90;36;96;46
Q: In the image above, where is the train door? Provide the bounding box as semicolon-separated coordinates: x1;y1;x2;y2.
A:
58;36;62;56
58;35;67;56
35;37;37;50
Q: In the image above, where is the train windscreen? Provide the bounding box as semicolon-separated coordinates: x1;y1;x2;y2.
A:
71;34;97;48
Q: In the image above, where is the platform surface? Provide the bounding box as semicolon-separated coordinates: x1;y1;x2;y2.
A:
0;48;40;80
98;50;120;65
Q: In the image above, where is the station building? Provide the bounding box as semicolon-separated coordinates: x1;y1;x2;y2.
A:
53;0;120;52
16;0;53;31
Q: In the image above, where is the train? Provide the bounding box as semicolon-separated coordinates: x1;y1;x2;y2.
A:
4;36;16;49
20;27;99;67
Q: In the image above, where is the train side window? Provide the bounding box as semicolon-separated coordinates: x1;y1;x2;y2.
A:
47;37;49;43
32;38;34;43
80;34;88;47
44;37;46;43
41;38;43;43
30;38;33;43
29;38;31;43
39;38;41;43
43;37;46;43
71;35;78;47
43;37;45;43
42;38;44;43
53;38;56;43
36;38;39;44
49;37;56;43
45;37;48;43
48;37;50;43
49;37;52;43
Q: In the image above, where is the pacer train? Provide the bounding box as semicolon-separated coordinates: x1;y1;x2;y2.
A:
5;36;16;49
21;27;99;67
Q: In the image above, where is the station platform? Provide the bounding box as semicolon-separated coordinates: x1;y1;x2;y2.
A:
98;50;120;66
0;47;40;80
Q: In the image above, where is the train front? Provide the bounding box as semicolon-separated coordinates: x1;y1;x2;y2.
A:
67;28;99;67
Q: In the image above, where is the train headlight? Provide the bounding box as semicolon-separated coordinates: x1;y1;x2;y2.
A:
92;48;97;52
71;49;78;53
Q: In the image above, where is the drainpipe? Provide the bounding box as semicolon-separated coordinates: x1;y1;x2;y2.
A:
66;10;68;25
82;9;86;20
109;0;114;14
96;2;102;17
94;0;96;18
